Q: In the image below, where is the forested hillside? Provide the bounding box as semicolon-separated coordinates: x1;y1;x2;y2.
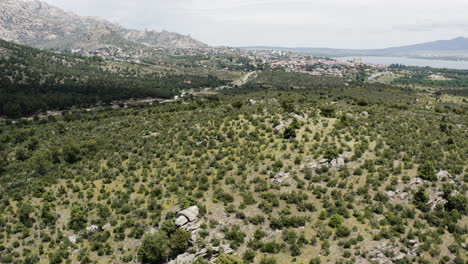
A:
0;73;466;264
0;39;226;117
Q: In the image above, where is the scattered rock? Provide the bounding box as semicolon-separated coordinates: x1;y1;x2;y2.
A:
249;99;257;105
360;111;369;117
329;157;345;169
408;177;425;187
428;196;448;211
102;223;112;231
301;156;346;173
436;170;452;181
290;113;304;120
275;123;286;131
68;235;78;244
86;225;99;232
366;242;418;264
271;172;291;184
143;132;159;138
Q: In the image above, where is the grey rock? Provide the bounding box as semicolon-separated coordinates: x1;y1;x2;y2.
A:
290;113;304;120
167;253;197;264
436;170;452;181
178;206;199;222
68;235;78;244
102;223;112;231
408;177;425;187
86;225;99;232
275;123;286;131
175;216;189;227
271;172;291;184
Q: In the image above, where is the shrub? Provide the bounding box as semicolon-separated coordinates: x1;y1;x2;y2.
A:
336;226;351;237
215;254;244;264
328;214;343;228
137;231;170;264
418;162;436;181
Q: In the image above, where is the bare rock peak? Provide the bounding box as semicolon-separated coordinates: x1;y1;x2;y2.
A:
0;0;208;50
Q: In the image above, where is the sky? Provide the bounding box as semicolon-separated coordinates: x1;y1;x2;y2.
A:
41;0;468;49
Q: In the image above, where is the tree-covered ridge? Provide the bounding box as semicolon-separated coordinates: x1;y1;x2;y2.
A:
0;74;466;263
0;39;227;117
390;64;468;94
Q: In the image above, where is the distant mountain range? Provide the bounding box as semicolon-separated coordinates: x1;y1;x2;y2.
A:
0;0;208;51
243;37;468;60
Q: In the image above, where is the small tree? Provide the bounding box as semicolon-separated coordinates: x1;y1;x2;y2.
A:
69;205;87;231
413;187;430;212
323;147;339;161
418;161;436;181
18;203;34;228
138;231;170;264
169;229;191;255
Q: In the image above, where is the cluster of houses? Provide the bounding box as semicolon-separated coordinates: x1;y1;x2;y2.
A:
63;45;389;78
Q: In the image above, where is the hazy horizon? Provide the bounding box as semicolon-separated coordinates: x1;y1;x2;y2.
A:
39;0;468;49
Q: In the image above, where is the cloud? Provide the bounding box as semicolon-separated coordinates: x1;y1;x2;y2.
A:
40;0;468;48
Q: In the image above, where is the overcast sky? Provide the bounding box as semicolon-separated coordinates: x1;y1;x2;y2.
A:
42;0;468;49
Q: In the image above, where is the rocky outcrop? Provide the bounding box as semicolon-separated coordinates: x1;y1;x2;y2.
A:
175;206;199;227
86;225;99;232
408;177;425;187
301;157;346;173
68;235;78;244
436;170;454;181
167;253;198;264
275;122;286;131
365;241;418;264
271;172;292;184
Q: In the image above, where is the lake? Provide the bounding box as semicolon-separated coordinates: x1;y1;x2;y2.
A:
338;56;468;70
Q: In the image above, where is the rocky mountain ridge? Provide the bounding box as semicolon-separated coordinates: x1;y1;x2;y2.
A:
0;0;208;50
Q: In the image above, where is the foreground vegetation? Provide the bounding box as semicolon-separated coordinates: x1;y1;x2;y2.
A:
0;71;466;264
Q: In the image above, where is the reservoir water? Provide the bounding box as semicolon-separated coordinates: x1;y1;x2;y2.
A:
339;56;468;70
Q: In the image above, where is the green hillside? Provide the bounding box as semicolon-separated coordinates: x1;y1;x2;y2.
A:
0;39;226;117
0;73;466;263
